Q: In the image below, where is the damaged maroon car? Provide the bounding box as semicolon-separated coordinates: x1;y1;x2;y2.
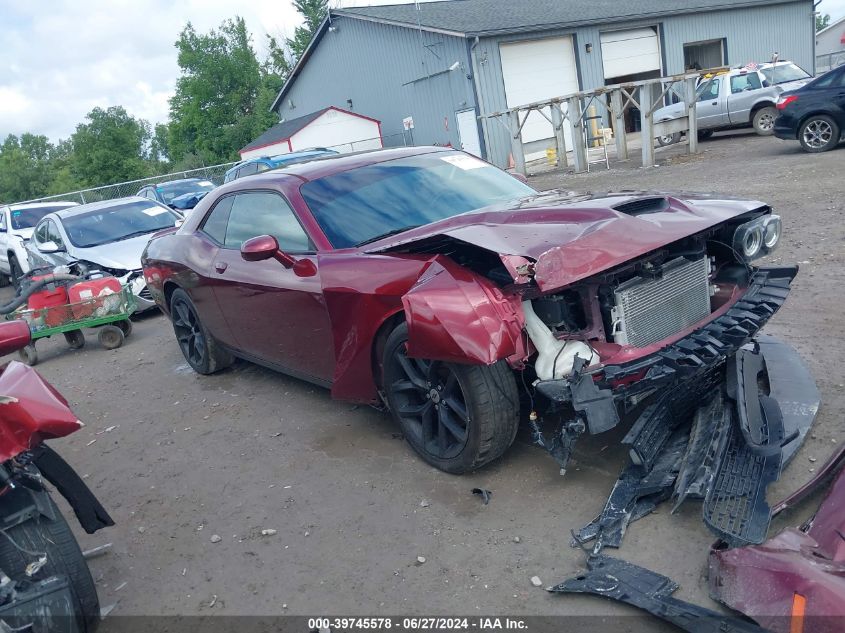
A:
141;146;797;475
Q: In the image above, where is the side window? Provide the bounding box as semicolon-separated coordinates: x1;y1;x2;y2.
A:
698;78;720;101
0;212;6;231
256;163;271;173
46;220;65;248
224;192;312;252
200;196;235;244
239;163;259;177
730;73;762;93
34;222;49;244
224;170;235;183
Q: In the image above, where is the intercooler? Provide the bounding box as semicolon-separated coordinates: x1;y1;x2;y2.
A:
610;256;711;347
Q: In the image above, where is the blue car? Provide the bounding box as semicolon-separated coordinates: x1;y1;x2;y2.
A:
137;178;216;211
223;148;338;183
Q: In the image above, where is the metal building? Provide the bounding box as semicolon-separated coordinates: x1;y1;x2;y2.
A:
270;0;816;168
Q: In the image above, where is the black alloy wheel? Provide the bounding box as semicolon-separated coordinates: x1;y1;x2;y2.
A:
169;288;232;374
382;323;519;474
172;296;206;368
391;354;470;461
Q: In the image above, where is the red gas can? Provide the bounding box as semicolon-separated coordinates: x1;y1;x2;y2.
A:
27;276;70;328
68;277;122;320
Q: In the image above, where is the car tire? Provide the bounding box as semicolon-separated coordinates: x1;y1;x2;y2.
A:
8;254;23;289
0;490;100;632
752;106;777;136
798;115;840;153
656;132;681;147
382;323;520;474
697;130;714;141
169;288;233;374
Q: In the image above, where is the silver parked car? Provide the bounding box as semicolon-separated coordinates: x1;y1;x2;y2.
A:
654;61;812;145
25;197;181;312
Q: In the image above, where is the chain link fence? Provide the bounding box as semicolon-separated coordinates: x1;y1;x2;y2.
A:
817;51;845;74
11;162;239;207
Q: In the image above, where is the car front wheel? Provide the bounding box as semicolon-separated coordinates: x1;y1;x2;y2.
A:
798;115;840;153
382;323;520;474
170;288;233;374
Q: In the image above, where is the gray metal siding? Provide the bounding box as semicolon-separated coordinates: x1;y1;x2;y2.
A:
473;0;814;167
276;16;476;151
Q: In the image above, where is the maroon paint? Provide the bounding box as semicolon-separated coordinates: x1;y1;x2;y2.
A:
142;147;768;404
0;321;31;357
709;463;845;631
401;256;527;366
0;359;82;462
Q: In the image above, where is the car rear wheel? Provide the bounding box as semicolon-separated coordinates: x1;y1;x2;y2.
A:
656;132;681;147
798;115;840;153
170;288;233;374
382;323;519;474
697;130;714;141
752;106;778;135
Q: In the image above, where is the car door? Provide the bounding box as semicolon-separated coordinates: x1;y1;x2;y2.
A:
696;77;728;128
209;190;335;384
726;72;764;124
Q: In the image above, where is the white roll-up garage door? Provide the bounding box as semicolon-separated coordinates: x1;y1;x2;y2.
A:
600;27;661;79
499;36;578;156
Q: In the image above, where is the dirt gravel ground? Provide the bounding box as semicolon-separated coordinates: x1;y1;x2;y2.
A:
3;131;842;628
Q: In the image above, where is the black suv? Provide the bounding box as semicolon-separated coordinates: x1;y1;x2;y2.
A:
774;65;845;152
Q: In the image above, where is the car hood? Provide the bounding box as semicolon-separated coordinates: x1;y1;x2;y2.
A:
654;102;685;121
12;228;34;240
366;191;766;292
71;233;156;271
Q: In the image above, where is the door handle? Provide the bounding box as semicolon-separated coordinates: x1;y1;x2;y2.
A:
214;261;228;273
711;101;718;105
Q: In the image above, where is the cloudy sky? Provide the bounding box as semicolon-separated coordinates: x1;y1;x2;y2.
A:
2;0;844;143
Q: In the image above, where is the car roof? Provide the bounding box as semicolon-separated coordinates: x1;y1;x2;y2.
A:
6;201;79;211
53;196;162;218
152;178;206;188
269;146;453;182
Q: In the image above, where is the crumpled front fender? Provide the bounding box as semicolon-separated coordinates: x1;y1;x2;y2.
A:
402;256;526;365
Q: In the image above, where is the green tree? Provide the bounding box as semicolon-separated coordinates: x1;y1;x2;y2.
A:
287;0;328;62
817;13;831;31
0;134;55;203
168;17;265;163
69;106;152;187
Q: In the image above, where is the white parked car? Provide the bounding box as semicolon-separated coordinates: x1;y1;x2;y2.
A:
0;201;79;286
25;197;182;312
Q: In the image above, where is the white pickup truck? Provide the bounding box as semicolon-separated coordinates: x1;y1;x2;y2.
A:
654;61;812;145
0;201;78;286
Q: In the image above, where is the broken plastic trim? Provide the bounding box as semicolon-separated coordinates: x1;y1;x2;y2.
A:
551;554;767;633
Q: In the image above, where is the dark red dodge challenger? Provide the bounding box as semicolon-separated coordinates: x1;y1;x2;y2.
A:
142;147;798;475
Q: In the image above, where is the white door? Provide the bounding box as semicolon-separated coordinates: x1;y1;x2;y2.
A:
499;37;579;159
600;28;661;79
455;109;482;156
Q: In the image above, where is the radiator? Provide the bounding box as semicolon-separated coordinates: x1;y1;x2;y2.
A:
611;256;711;347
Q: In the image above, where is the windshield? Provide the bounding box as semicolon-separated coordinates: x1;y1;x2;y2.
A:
62;201;180;248
157;180;215;203
10;204;75;230
761;63;810;85
300;152;536;248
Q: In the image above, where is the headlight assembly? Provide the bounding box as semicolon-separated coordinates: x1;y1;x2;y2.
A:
733;214;781;261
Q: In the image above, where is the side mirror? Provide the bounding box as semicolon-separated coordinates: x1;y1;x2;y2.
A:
175;219;184;228
240;235;317;277
241;235;297;268
37;240;63;254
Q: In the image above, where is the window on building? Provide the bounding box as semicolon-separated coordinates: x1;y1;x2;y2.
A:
683;39;725;71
